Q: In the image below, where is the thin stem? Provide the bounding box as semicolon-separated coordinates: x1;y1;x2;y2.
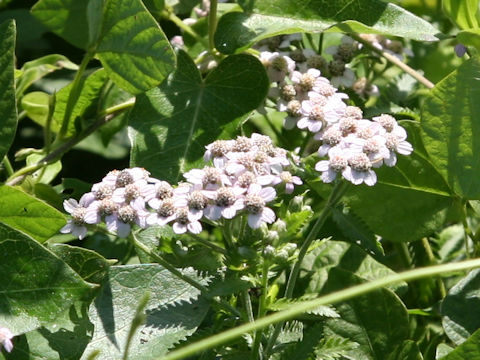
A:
265;181;348;357
161;258;480;360
190;234;227;255
58;52;94;140
44;91;56;154
252;259;270;359
351;33;434;89
5;99;135;186
421;237;446;298
208;0;218;52
1;156;14;177
242;290;255;323
164;8;208;48
460;200;474;258
130;232;242;317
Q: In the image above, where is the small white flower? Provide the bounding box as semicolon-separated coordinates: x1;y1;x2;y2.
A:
60;194;92;240
315;147;350;183
172;207;203;234
106;205;148;238
242;184;277;229
344;153;377;186
270;171;303;194
0;327;13;353
204;187;244;220
259;52;296;82
184;166;231;190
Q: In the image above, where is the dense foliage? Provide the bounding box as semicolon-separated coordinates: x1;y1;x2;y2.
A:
2;0;480;359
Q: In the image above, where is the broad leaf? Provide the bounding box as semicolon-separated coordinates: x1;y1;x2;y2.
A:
0;185;66;243
48;244;113;285
26;153;62;184
20;91;49;125
439;329;480;360
303;240;407;294
421;57;480;199
441;269;480;345
0;223;95;334
128;51;269;183
215;0;440;54
80;264;209;360
458;29;480;51
0;19;17;161
32;0;176;94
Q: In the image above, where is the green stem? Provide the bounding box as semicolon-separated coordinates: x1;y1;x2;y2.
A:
130;232;241;317
2;156;14;177
265;180;348;357
242;290;255;323
208;0;218;52
164;8;208;48
190;234;227;255
44;91;56;154
421;237;446;298
252;259;270;359
5;99;135;186
350;33;434;89
161;258;480;360
58;52;94;140
460;200;474;258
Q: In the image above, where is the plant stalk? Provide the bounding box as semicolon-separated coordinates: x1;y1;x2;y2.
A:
208;0;218;52
161;258;480;360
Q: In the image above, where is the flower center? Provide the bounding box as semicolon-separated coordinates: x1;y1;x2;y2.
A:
118;205;137;223
116;170;134;187
157;199;175;218
215;188;236;207
348;153;372;172
245;194;265;214
188;191;207;210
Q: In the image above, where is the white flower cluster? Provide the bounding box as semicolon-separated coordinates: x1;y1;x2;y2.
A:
259;48;413;187
61;134;302;240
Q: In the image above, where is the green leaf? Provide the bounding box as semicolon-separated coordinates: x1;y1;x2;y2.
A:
20;91;50;125
387;340;423;360
32;0;176;94
314;335;360;360
0;19;17;161
80;264;209;359
53;68;108;136
16;54;78;97
48;243;113;285
215;0;440;54
303;240;407;294
421;57;480;199
439;328;480;360
129;51;269;183
26;153;62;184
441;269;480;345
0;223;95;334
321;270;409;359
443;0;479;30
0;185;66;243
458;29;480;51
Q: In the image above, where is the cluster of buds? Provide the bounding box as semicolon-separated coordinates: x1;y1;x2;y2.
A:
259;42;413;186
61;134;302;240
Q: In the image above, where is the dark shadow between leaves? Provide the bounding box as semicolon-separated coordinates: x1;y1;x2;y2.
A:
93;275;119;349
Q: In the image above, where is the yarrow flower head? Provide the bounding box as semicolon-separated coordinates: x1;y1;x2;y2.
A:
60;135;302;240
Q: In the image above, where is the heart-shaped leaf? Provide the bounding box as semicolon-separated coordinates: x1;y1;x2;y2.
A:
128;50;269;183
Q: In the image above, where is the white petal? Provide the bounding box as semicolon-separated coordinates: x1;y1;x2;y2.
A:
63;199;79;214
116;222;131;238
259;187;276;202
188;221;202;234
261;207;276;223
173;222;187;234
247;213;263;229
222;206;237;219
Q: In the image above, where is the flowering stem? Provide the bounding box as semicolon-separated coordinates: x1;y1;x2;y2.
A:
242;290;255;323
252;259;270;359
208;0;218;52
350;33;434;89
130;232;241;318
161;258;480;360
265;180;349;357
190;234;227;255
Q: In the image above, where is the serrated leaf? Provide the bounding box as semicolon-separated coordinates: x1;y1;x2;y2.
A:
314;335;359;360
269;299;339;318
16;54;78;97
441;269;480;345
439;328;480;360
215;0;439;54
421;57;480;199
279;323;324;360
0;223;95;334
128;51;269;183
48;243;112;284
32;0;176;94
0;185;66;243
80;264;209;360
0;19;17;161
